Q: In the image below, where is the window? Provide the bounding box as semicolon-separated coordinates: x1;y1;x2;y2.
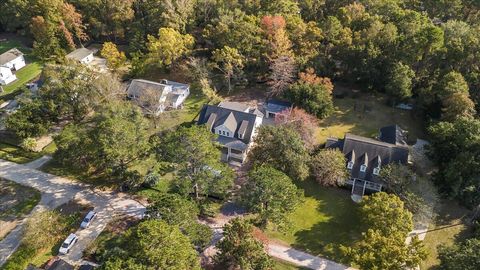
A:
238;133;243;139
222;131;225;135
360;165;367;172
373;167;380;175
347;161;354;169
218;130;221;135
226;132;230;136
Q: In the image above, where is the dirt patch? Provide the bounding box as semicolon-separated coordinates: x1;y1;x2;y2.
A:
105;215;141;234
0;220;18;240
56;200;92;216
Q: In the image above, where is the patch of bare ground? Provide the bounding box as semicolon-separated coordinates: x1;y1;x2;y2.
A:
0;178;40;239
56;200;92;216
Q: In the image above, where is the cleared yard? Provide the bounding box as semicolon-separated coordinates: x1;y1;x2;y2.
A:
266;180;361;262
0;179;40;240
317;93;424;144
420;201;472;270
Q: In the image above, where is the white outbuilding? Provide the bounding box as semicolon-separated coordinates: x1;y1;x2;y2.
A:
66;48;94;64
0;48;26;71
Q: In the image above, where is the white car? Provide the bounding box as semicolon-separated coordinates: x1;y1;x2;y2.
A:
59;233;78;255
80;211;97;229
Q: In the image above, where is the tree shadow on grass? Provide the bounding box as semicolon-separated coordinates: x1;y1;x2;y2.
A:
291;182;362;264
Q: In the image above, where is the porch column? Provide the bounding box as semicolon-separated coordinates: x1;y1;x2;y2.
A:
351;178;356;194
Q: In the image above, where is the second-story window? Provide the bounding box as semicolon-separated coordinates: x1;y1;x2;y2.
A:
360;165;367;172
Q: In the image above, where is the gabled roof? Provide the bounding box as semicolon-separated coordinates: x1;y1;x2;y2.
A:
48;260;74;270
0;48;23;66
198;104;258;145
327;132;409;182
66;48;93;61
379;125;408;146
218;101;250;112
127;79;168;98
218;112;237;132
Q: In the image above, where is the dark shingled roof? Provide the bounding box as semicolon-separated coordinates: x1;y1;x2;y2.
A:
327;132;409;182
379;125;408;145
47;260;74;270
198;104;258;146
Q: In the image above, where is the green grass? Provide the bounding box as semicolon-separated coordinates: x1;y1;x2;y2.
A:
0;179;41;220
273;259;309;270
317;93;424;144
2;62;43;93
420;201;472;270
152;88;208;131
266;180;361;262
0;142;42;164
135;172;174;201
0;40;25;54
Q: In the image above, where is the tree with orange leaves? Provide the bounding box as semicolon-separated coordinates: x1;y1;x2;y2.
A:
262;15;297;96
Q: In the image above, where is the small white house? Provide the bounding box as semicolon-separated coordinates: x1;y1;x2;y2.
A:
0;48;26;71
0;66;17;85
66;48;94;64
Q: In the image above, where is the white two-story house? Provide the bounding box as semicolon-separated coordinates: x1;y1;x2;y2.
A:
198;101;263;164
127;79;190;115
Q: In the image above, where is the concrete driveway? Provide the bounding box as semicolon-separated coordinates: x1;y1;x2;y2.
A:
0;159;145;266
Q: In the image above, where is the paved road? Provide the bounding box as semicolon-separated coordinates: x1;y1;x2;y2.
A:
0;159;145;266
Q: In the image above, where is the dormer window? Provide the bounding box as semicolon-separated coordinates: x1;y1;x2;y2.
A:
347;161;354;169
360;165;367;172
373;167;380;175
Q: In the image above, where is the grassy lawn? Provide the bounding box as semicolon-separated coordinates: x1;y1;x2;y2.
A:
1;201;86;270
0;179;41;220
0;139;57;164
317;93;424;144
152;87;209;132
0;38;43;97
2;62;42;94
0;178;41;240
420;201;472;270
266;180;361;262
273;259;309;270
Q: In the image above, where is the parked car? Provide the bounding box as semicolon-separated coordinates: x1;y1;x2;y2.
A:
80;211;97;229
59;233;78;255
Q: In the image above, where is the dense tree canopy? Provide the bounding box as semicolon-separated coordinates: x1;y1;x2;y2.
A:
100;220;201;270
54;101;151;180
240;165;303;227
156;125;234;200
250;125;310;181
428;117;480;207
438;238;480;270
345;192;427;270
215;218;272;270
311;149;347;187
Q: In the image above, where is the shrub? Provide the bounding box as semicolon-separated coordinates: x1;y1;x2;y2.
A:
20;137;38;152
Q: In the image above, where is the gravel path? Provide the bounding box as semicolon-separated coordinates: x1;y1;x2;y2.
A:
0;159;145;266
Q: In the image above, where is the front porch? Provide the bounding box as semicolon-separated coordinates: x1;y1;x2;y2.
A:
346;178;383;197
221;146;246;165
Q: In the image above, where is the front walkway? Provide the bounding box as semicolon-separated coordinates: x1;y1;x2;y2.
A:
0;159;145;266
